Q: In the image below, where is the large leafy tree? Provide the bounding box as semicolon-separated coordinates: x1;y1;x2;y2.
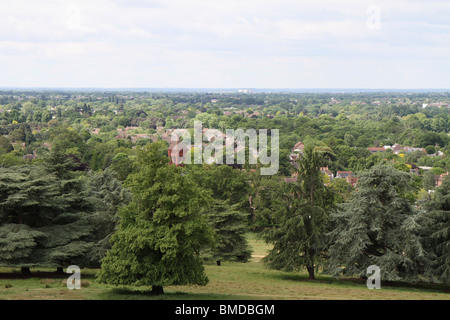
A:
328;164;426;282
0;135;13;154
261;146;335;279
97;142;215;294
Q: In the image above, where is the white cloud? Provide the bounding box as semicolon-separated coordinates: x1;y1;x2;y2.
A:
0;0;449;88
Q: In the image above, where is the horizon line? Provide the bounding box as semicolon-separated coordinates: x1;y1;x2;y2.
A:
1;87;449;92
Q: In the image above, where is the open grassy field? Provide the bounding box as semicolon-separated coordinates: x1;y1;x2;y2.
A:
0;233;448;300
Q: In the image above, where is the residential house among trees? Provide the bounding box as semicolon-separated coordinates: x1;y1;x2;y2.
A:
336;171;354;179
289;141;304;168
435;172;449;187
168;140;184;166
320;166;334;181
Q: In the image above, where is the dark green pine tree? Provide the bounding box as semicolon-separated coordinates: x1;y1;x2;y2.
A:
420;177;450;284
328;164;426;282
83;168;131;266
203;199;252;265
261;146;335;279
0;165;93;273
97;142;215;295
186;164;253;263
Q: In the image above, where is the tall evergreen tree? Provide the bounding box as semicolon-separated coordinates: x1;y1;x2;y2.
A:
97;142;215;295
202;199;252;265
420;177;450;284
261;146;335;279
0;165;93;272
83;168;131;266
186;164;252;263
328;164;426;282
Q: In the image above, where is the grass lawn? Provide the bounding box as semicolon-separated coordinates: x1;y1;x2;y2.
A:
0;233;448;300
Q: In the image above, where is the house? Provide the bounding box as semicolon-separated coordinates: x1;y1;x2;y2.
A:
346;176;358;188
320;166;334;181
130;134;157;144
23;152;37;161
336;171;354;179
435;172;449;187
400;146;426;154
367;147;385;153
293;141;305;154
42;142;52;150
392;143;403;153
289;154;299;166
168;140;184;166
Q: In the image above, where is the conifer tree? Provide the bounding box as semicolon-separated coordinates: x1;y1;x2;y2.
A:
420;177;450;284
203;199;252;265
261;146;335;279
0;165;93;272
186;164;253;263
83;168;131;266
328;164;426;282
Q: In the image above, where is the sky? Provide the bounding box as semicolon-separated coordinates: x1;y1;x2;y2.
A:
0;0;449;89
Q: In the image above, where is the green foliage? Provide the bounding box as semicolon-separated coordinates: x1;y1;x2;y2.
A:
83;168;131;266
0;90;449;288
0;136;13;153
328;164;426;282
261;147;335;279
420;177;450;284
97;142;215;290
0;165;94;268
202;199;252;263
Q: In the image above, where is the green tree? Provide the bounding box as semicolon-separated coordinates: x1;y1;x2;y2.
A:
328;164;426;282
83;168;131;266
261;146;335;279
33;110;43;122
109;153;134;181
425;145;436;155
420;177;450;284
0;136;13;153
0;165;93;273
41;110;52;123
97;142;215;295
203;199;252;265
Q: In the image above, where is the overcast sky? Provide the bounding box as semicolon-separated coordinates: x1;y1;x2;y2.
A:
1;0;449;89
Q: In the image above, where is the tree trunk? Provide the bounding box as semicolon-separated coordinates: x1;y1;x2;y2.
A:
21;267;32;275
151;285;164;295
306;266;315;280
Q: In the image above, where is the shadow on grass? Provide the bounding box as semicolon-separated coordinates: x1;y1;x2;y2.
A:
267;272;450;294
0;271;97;280
99;287;249;300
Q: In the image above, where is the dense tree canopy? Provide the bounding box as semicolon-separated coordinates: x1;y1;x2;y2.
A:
97;142;215;294
328;164;426;282
0;89;448;287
